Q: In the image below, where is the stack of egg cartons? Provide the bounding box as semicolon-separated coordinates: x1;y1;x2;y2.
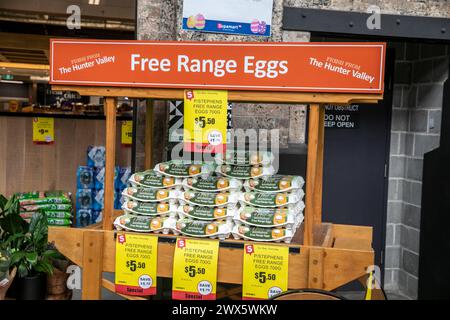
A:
114;168;180;234
215;150;305;244
173;162;240;240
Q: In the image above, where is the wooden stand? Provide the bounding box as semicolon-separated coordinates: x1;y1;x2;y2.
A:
48;85;384;300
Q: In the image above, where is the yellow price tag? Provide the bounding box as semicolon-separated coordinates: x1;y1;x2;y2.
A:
243;244;289;300
115;233;158;296
121;121;133;145
172;238;219;300
32;117;54;143
183;90;228;154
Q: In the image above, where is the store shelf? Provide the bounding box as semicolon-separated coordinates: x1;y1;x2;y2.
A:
0;111;133;121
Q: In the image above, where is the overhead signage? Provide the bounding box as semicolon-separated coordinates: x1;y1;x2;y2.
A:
182;0;274;36
183;90;228;154
50;39;386;94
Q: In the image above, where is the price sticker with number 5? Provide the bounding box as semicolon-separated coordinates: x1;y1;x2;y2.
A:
242;244;289;300
172;238;219;300
115;233;158;296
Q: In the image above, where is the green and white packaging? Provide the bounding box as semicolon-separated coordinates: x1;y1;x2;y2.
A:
178;191;239;208
172;218;233;240
114;214;176;234
129;170;182;189
244;175;305;193
122;200;178;217
215;164;275;179
176;205;235;222
182;176;242;193
122;187;180;204
154;161;214;178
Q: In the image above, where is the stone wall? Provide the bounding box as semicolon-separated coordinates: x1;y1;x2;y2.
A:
384;43;448;298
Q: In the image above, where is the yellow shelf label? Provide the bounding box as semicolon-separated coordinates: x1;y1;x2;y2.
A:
115;233;158;296
121;120;133;145
183;89;228;154
242;244;289;300
172;238;219;300
32;117;54;143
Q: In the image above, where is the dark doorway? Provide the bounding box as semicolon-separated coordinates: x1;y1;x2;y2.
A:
322;50;394;273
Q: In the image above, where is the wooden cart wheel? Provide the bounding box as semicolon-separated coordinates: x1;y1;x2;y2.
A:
271;289;346;300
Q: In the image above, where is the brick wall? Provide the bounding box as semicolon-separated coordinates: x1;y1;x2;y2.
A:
384;43;449;298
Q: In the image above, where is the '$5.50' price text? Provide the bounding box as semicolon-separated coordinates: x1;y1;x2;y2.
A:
254;272;276;284
195;116;215;129
126;260;146;272
185;266;206;278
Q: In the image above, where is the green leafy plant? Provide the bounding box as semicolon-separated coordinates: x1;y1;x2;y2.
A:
0;194;62;278
0;249;11;284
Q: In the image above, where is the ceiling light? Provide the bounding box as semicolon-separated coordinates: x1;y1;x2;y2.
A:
0;80;24;84
89;0;101;5
30;76;50;82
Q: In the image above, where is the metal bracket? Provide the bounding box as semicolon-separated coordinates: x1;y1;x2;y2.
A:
283;7;450;42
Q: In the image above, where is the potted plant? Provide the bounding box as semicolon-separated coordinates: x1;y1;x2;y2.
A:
0;194;62;300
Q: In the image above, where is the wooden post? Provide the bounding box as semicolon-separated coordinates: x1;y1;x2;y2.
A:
313;105;325;226
103;97;117;230
304;104;322;246
81;231;104;300
144;100;154;170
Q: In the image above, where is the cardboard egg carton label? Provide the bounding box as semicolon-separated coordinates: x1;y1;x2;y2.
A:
232;225;294;243
154;161;214;178
122;187;180;203
234;206;299;228
177;205;235;221
172;218;233;240
122;200;178;217
244;175;305;193
179;191;239;208
114;214;176;234
215;150;274;166
129;170;182;189
182;176;242;193
216;164;275;179
239;190;305;208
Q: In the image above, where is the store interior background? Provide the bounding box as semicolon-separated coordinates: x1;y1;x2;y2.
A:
0;0;449;300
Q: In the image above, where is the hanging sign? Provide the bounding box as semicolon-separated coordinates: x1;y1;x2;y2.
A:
183;90;228;153
242;244;289;300
121;120;133;145
182;0;274;37
50;40;386;94
115;233;158;296
32;117;54;144
172;238;219;300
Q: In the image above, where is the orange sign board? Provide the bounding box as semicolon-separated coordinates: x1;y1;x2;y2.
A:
50;39;386;94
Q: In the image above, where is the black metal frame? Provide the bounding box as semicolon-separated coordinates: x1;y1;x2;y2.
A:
283;7;450;42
